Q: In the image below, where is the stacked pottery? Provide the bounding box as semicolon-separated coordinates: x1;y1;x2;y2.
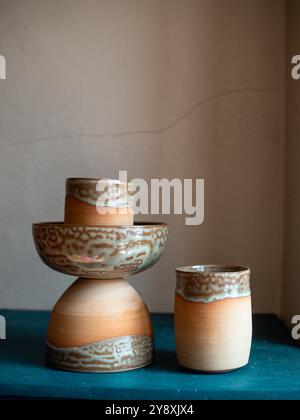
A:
33;178;168;373
175;265;252;372
33;177;253;374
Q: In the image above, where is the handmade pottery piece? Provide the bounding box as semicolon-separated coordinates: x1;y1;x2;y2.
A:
33;222;168;373
64;178;135;226
175;265;252;372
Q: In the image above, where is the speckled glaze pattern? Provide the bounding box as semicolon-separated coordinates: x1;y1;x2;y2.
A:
66;178;135;208
46;335;154;373
33;223;168;279
176;266;251;303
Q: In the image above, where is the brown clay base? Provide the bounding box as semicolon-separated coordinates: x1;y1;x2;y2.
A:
46;278;154;373
175;295;252;372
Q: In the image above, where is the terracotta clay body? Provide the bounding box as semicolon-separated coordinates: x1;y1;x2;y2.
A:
65;195;134;226
175;265;252;372
48;279;152;348
64;178;135;226
47;279;153;372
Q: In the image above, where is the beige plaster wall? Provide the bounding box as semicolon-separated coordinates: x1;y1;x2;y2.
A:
0;0;286;312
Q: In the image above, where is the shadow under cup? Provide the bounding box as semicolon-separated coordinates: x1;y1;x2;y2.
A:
174;265;252;372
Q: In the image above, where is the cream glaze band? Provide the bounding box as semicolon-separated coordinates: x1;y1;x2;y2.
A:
176;265;251;303
66;178;135;208
46;335;154;373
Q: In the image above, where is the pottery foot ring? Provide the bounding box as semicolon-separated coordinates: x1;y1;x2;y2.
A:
46;278;154;373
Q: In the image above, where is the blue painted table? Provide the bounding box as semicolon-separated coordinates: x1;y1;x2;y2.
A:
0;311;299;400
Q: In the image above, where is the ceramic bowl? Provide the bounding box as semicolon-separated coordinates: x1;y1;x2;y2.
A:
64;178;135;226
32;222;168;280
175;265;252;372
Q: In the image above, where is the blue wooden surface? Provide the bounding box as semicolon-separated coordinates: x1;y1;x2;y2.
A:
0;311;299;400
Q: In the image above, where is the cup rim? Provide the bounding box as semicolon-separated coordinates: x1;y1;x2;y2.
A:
176;264;250;274
32;221;169;229
66;178;135;187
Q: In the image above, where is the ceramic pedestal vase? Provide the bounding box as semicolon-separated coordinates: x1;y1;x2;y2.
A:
175;265;252;372
33;223;168;373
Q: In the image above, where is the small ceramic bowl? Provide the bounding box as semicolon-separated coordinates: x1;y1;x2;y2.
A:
64;178;135;226
174;265;252;372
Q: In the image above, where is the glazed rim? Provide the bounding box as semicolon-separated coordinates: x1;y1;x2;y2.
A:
32;221;168;229
176;265;250;274
66;178;135;187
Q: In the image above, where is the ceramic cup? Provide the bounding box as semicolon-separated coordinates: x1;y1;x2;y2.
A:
175;265;252;372
64;178;135;226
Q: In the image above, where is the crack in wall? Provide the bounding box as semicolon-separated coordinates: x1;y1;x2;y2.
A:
0;86;285;151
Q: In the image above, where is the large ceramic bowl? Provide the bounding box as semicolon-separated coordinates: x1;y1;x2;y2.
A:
33;222;168;279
